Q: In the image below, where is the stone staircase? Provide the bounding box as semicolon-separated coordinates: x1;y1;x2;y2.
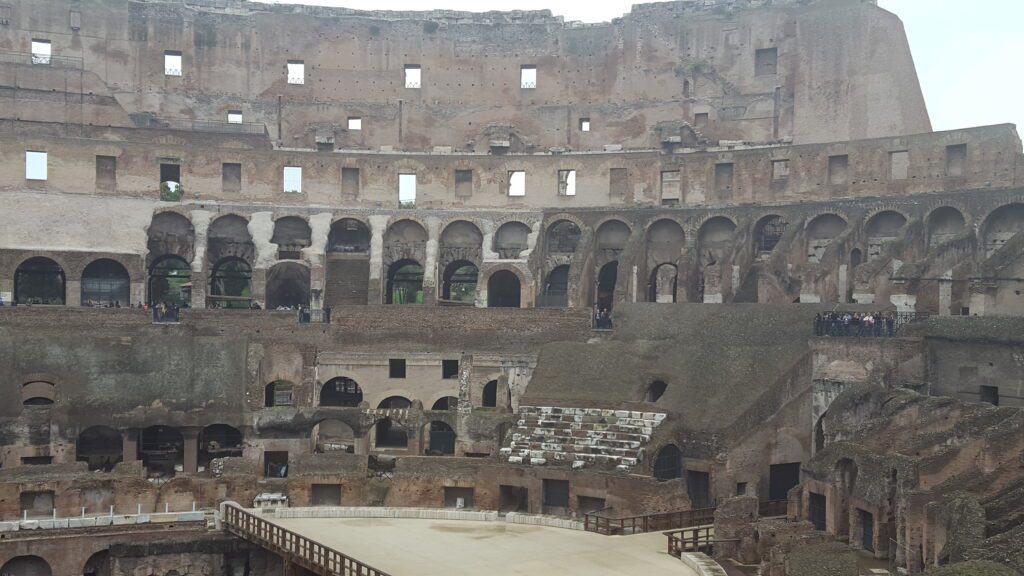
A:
500;406;667;472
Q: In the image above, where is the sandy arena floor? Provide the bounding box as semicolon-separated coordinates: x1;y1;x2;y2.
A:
269;517;698;576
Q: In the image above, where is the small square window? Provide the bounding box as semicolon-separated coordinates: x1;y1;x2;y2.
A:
404;65;421;88
442;359;459;379
828;155;849;185
755;47;778;76
96;155;116;190
979;385;999;406
341;167;360;197
558;169;576;196
389;359;407;379
508;170;526;197
694;113;709;129
736;482;748;496
227;110;243;124
398;173;417;206
287;60;304;85
520;65;537;89
772;159;790;180
455;169;473;197
164;51;182;76
222;163;241;193
31;39;51;65
715;163;734;192
283;166;302;193
25;151;47;180
660;170;681;203
579;118;591;132
347;117;362;131
946;144;967;178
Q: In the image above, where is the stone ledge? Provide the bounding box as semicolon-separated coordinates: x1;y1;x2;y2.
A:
679;552;729;576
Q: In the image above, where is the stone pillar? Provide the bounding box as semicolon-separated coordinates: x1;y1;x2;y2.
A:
938;270;953;316
130;281;145;307
189;210;211;309
182;428;200;474
65;279;82;307
306;213;332;310
368;215;388;304
249;212;275;308
422;217;440;306
121;428;139;463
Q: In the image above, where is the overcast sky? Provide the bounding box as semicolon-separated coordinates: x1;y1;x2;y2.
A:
259;0;1023;136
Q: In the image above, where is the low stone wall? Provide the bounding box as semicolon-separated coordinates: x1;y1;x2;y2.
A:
258;506;585;530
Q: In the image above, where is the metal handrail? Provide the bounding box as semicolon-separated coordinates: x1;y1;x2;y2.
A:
222;504;393;576
135;116;268;135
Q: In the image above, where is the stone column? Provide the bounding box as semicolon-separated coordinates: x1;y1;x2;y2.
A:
182;427;200;474
368;215;389;305
66;279;82;307
305;213;332;310
189;210;212;309
422;217;441;306
249;212;275;308
121;428;139;463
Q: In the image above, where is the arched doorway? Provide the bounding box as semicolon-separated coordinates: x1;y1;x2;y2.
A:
198;424;243;469
138;425;183;478
82;550;109;576
653;445;682;480
320;377;363;407
546;220;581;253
375;397;412;448
76;426;122;472
386;260;424;304
271;216;312;260
266;262;310;309
81;259;130;307
487;270;521;308
596;261;618;310
540;265;570;307
15;257;65;305
648;263;678;303
442;260;478;303
209;257;252;309
645;380;667;402
482;380;498;408
1;556;52;576
148;256;191;307
427;421;456;455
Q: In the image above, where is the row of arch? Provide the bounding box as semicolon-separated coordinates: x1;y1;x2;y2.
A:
264;378;506;410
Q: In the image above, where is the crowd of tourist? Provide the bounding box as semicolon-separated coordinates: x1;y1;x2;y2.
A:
814;311;898;337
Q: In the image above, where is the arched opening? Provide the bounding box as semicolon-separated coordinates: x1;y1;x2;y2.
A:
264;381;294;407
198;424;243;469
441;260;478;303
865;211;908;260
482;380;498;408
378;396;412;410
850;248;862;271
82;550;109;576
487;270;521;308
596;261;618;311
546;220;581;253
596;220;630;255
926;207;966;248
645;380;667;403
754;215;788;255
386;259;424;304
271;216;312;260
814;413;827;454
76;426;122;472
540;265;570;307
22;381;55;406
328;219;371;253
81;259;130;307
697;217;736;265
14;257;65;305
146;212;195;264
1;556;52;576
648;263;678;303
432;396;459;411
494;221;532;259
374;396;412;449
441;220;483;257
384;220;428;271
653;445;683;481
314;419;355;453
806;214;848;263
427;421;456;455
266;262;310;309
209;257;252;309
148;256;191;308
138;425;183;479
320;377;362;407
982;203;1024;257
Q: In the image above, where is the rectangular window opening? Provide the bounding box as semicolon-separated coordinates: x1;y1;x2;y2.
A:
715;162;734;192
398;173;417;206
609;168;628;198
772;159;790;180
287;60;305;85
946;144;967;178
96;155;116;190
283;166;302;194
520;65;537;89
828;154;849;185
694;112;709;130
25;150;47;181
443;487;474;509
389;359;407;379
347;116;362;131
227;110;243;124
264;451;289;478
31;39;51;65
890;150;909;180
455;169;473;197
222;163;241;193
736;482;748;496
21;456;53;465
341;167;360;197
404;65;421;89
660;170;681;205
20;490;55;518
508;170;526;197
979;385;1000;406
579;118;591;132
442;359;459;379
164;50;182;76
755;47;778;76
558;169;577;197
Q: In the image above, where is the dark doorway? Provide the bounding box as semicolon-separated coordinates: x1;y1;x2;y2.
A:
138;426;183;478
653;445;682;480
375;413;409;448
81;259;130;307
312;484;342;506
266;262;310;309
149;256;191;308
542;479;570;515
442;261;478;303
15;257;66;305
687;470;711;508
499;485;529;512
769;462;801;501
209;257;252;308
540;265;570;307
386;260;424;304
809;492;827;531
76;426;122;471
859;508;875;552
264;451;289;478
596;261;618;310
428;421;456;455
320;378;362;407
487;270;521;308
482;380;498;408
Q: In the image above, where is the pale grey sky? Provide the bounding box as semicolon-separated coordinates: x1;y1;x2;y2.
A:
260;0;1023;136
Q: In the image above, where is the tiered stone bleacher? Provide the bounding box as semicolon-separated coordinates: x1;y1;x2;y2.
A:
500;406;667;472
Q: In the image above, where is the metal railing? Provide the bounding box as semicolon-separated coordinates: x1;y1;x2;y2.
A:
0;50;83;69
583;506;715;536
222;504;392;576
135;116;268;135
